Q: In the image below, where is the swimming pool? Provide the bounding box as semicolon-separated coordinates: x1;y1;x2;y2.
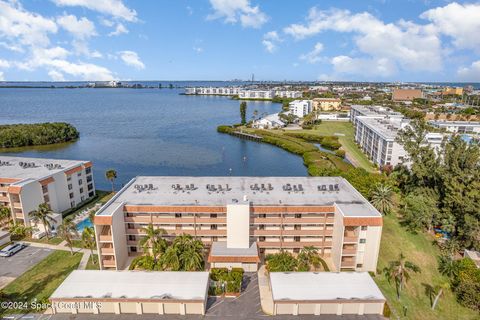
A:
76;218;93;232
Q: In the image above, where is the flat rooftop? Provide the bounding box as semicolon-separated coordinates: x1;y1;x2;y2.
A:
50;270;209;301
357;116;408;140
351;105;403;118
97;176;381;218
428;120;480;127
210;241;258;257
0;156;88;182
270;272;385;302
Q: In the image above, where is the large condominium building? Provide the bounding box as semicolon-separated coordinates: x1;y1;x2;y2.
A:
275;90;303;99
0;156;95;227
312;98;342;111
428;120;480;135
350;105;403;126
354;117;444;167
238;90;275;100
94;176;382;273
288;100;312;118
184;87;240;95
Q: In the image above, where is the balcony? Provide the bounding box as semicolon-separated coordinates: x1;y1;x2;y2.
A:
256;241;325;248
102;259;116;268
341;260;356;268
99;235;112;242
253;218;326;224
343;237;358;243
13;202;22;209
252;229;332;236
101;247;114;255
125;228;226;237
342;249;357;255
0;186;9;192
0;196;9;202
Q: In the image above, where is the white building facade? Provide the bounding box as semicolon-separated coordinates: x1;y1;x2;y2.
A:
0;156;95;228
428;120;480;135
288;100;312;118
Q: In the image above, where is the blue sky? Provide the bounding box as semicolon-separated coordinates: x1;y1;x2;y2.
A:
0;0;479;82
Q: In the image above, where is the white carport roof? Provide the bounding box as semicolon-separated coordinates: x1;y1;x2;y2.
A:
270;272;385;302
50;270;209;301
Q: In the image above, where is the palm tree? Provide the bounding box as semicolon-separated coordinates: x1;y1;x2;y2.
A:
297;246;321;271
424;282;448;310
173;234;204;271
266;251;298;272
438;254;459;279
370;183;395;215
105;169;117;193
160;246;181;271
29;203;56;239
383;253;421;299
138;223;167;262
58;218;79;255
0;205;11;226
82;226;97;264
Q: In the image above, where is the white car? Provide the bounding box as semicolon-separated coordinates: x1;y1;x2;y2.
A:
0;242;27;257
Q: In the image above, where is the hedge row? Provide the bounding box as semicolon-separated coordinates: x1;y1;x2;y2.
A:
284;132;341;150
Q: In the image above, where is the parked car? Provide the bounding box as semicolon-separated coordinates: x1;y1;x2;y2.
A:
0;242;27;257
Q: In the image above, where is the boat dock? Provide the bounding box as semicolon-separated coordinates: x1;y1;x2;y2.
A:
231;131;263;141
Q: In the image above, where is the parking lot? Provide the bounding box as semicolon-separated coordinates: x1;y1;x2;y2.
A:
0;245;52;289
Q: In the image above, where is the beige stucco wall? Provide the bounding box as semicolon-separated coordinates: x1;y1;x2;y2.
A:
226;203;250;248
110;203;128;270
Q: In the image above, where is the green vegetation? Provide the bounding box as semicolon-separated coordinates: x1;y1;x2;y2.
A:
209;268;244;295
375;214;478;320
86;255;100;270
217;125;235;134
105;169;118;193
129;224;204;271
82;226;97;266
305;121;375;172
240;101;247;125
29;203;55;239
0;251;82;315
265;247;329;272
0;122;79;148
383;253;421;299
396;120;480;250
25;236;63;245
57;218;79;255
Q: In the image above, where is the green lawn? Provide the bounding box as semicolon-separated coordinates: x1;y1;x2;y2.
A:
86;254;100;270
0;250;82;314
305;121;376;172
374;214;478;320
26;236;63;245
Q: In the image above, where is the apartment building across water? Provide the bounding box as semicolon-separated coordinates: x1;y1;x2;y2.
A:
94;176;382;272
0;156;95;227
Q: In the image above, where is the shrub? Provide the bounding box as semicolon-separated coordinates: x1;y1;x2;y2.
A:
210;268;229;281
217;125;234;134
0;122;79;148
335;149;346;158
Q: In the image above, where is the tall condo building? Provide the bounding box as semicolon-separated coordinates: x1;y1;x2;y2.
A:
94;176;382;272
0;156;95;227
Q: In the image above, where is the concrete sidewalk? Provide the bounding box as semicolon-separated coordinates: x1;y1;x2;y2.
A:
257;265;274;315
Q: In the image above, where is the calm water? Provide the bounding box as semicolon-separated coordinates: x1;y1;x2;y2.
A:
0;88;307;190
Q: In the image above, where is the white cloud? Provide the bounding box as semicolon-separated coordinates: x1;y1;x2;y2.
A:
262;31;281;53
331;55;397;77
51;0;137;22
299;42;324;64
186;6;193;16
72;40;102;58
457;60;480;82
0;42;24;53
48;69;65;81
0;59;10;68
118;50;145;69
108;23;128;36
207;0;268;28
193;46;203;53
57;14;96;39
283;7;443;76
0;71;4;81
421;2;480;51
0;1;58;48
